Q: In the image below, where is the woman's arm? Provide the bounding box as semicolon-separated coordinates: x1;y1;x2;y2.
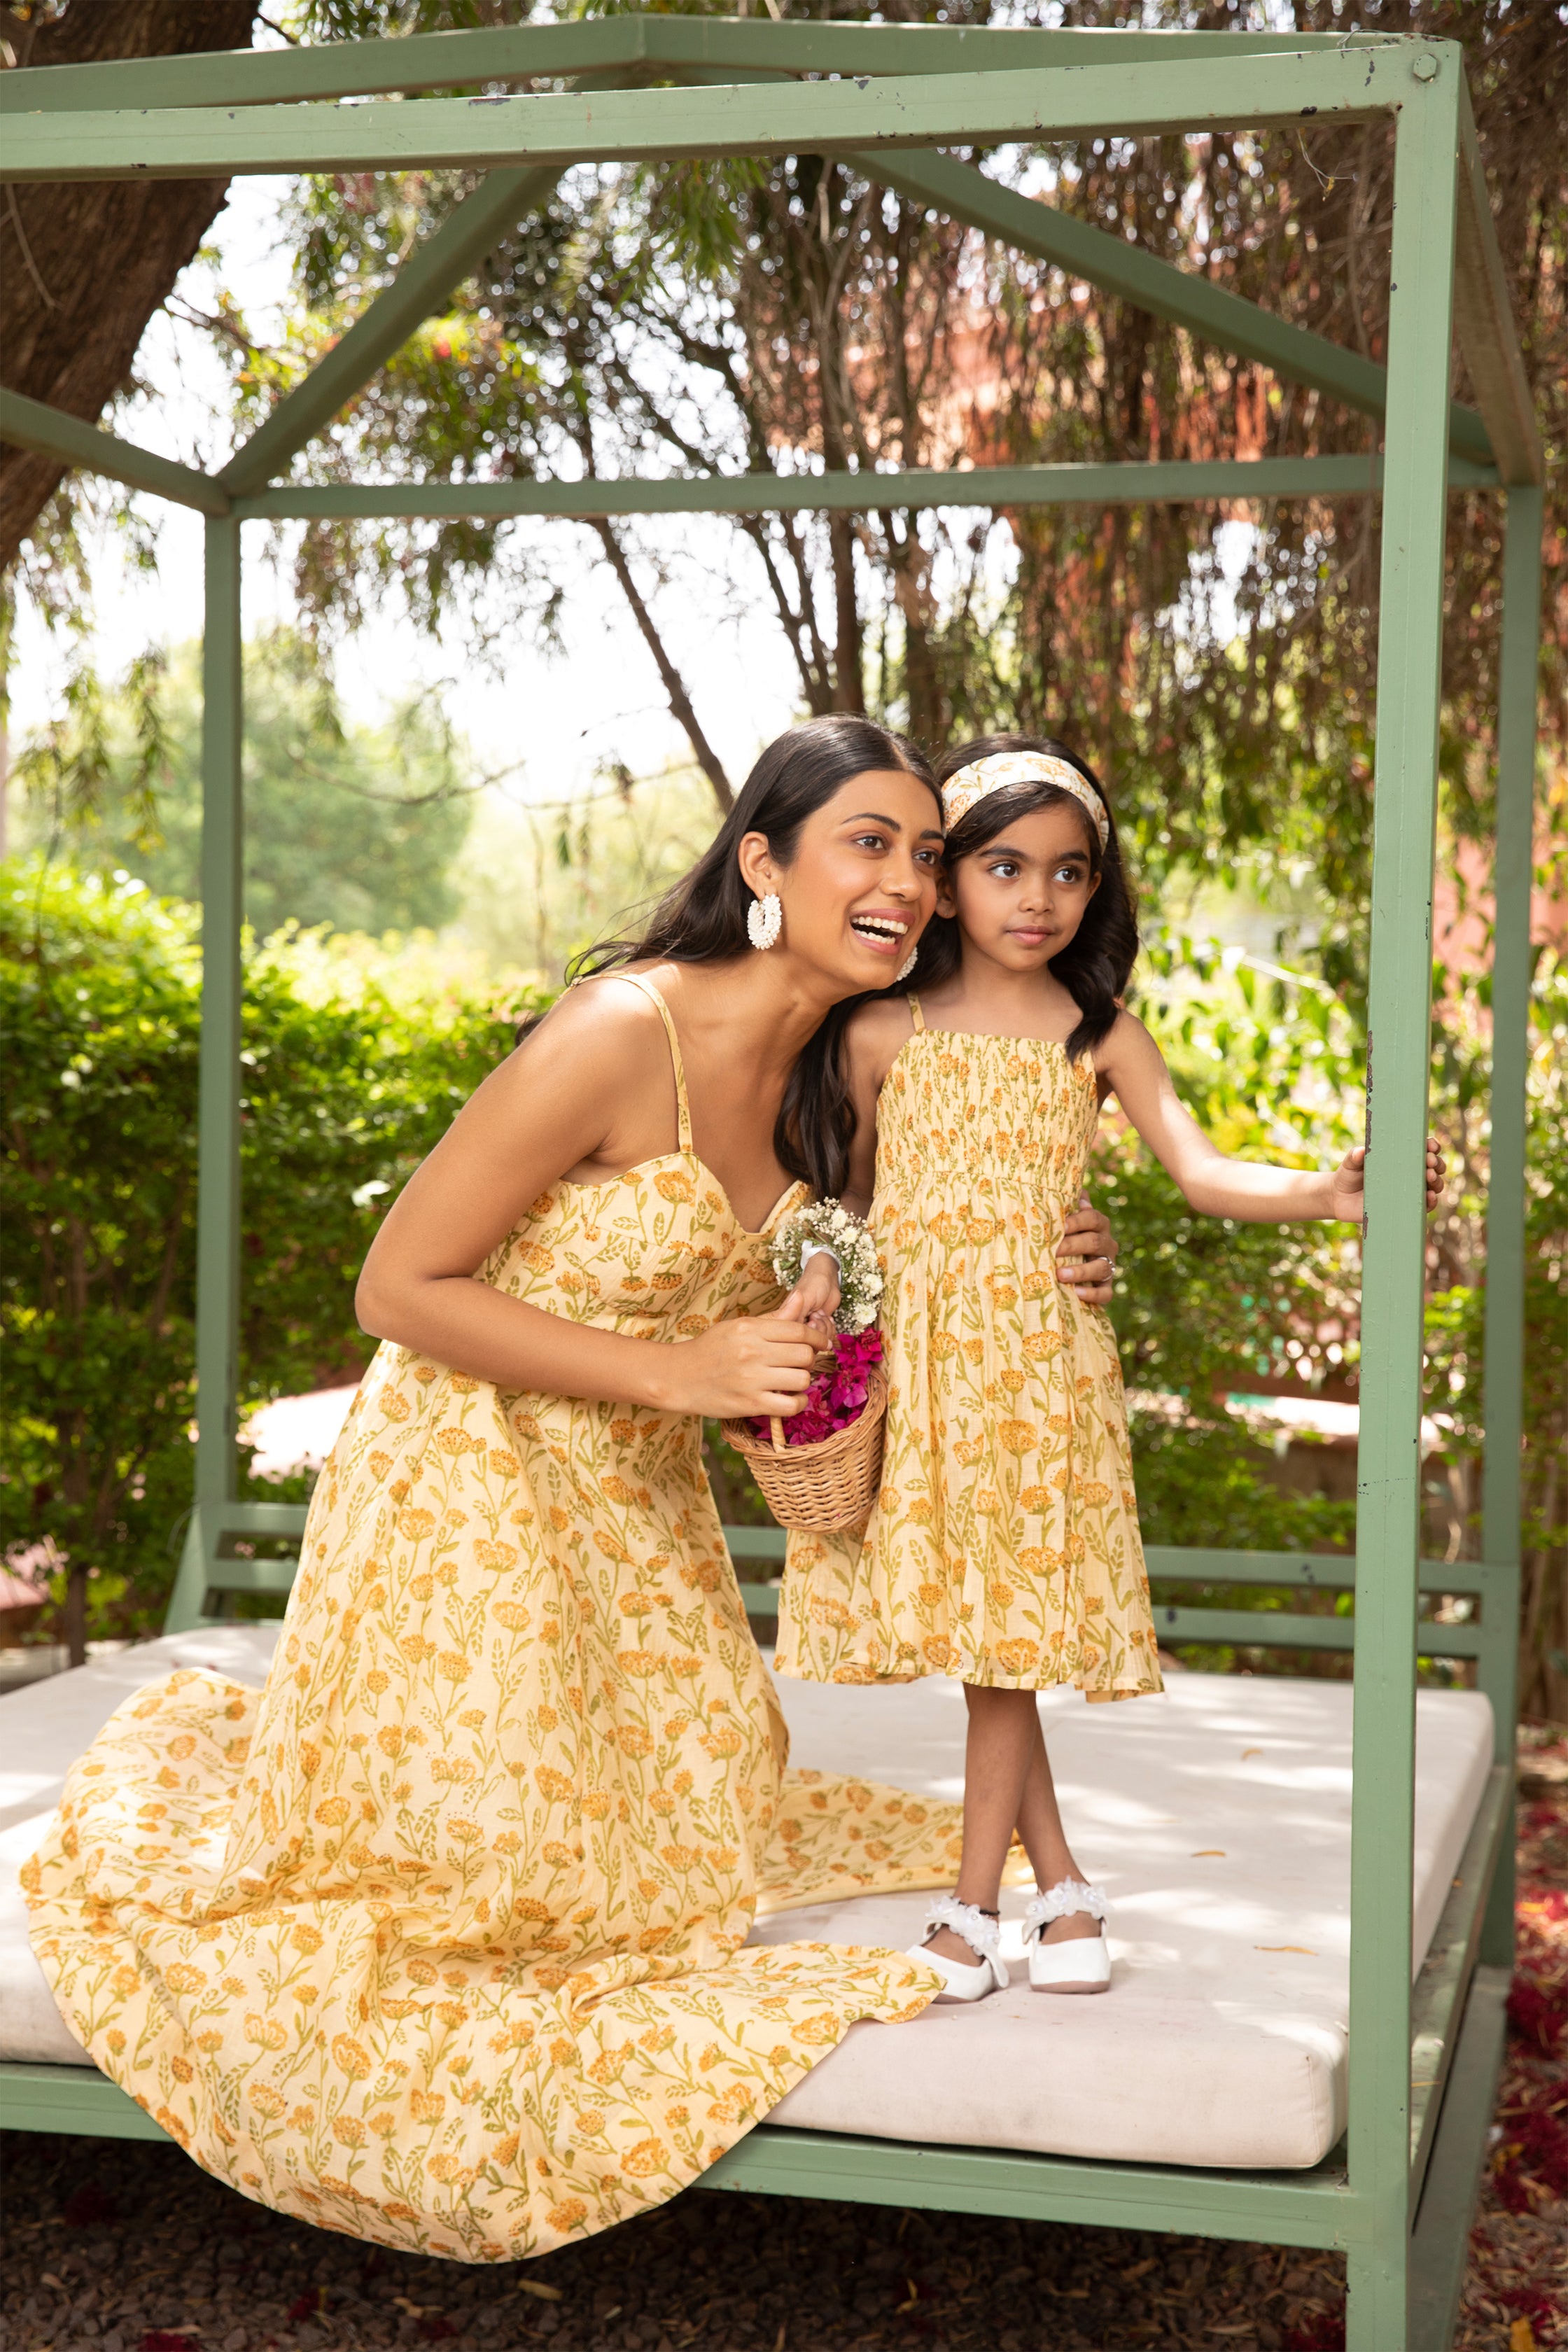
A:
1097;1011;1443;1223
356;987;820;1418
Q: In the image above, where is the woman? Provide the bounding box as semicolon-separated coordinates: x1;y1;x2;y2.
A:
27;719;1119;2262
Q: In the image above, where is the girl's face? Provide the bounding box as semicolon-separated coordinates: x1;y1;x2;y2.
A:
942;801;1101;972
738;769;944;995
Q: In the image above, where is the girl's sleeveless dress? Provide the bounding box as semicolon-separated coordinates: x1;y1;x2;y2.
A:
775;997;1161;1698
24;977;958;2263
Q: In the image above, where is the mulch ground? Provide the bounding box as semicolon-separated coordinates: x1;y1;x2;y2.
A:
7;1735;1564;2352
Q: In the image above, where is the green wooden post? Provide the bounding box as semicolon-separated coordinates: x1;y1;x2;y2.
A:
1343;47;1462;2351
1478;482;1544;1963
164;515;244;1633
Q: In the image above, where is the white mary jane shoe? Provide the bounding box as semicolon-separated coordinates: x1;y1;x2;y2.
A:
1025;1879;1111;1994
906;1893;1009;2002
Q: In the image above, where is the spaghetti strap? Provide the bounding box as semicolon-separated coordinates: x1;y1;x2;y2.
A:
906;993;926;1035
611;972;694;1153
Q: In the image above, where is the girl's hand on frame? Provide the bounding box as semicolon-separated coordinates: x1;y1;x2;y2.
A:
1056;1192;1118;1306
1326;1139;1447;1224
658;1315;820;1421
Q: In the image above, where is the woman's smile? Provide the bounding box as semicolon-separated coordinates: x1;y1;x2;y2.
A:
849;905;916;955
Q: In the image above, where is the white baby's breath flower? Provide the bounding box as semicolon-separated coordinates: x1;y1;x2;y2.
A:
770;1200;882;1334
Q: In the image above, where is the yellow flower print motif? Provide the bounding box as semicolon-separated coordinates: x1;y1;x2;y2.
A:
778;1018;1161;1699
25;1034;962;2268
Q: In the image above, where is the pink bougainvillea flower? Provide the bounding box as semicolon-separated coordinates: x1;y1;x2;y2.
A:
752;1330;883;1448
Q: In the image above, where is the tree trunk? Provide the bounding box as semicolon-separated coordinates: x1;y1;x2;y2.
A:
62;1558;88;1671
0;1;258;571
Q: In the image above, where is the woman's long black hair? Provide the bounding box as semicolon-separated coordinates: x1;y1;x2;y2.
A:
572;715;938;1199
913;733;1139;1065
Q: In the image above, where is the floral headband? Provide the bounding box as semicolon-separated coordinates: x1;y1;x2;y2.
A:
940;750;1110;848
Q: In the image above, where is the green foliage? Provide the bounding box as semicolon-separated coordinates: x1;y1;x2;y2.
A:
0;862;528;1642
212;0;1564;998
34;631;477;941
4;867;1560;1705
1420;950;1568;1714
2;868;204;1647
1096;927;1364;1568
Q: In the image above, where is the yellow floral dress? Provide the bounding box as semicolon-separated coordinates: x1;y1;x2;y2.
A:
26;976;958;2264
776;997;1161;1698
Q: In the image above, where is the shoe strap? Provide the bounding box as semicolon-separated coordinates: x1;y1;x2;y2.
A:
1024;1878;1108;1933
923;1893;1003;1962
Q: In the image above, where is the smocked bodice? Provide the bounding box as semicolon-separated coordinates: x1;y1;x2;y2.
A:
873;1028;1100;1215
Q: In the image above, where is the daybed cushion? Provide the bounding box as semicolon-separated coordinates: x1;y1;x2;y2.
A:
753;1670;1493;2170
1;1630;1492;2174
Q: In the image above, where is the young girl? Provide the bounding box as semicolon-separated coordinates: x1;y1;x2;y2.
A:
774;736;1443;2002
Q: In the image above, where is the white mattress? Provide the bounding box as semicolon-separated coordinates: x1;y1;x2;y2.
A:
755;1666;1492;2169
1;1628;1492;2174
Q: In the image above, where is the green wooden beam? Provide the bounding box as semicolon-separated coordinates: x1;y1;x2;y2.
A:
1477;483;1544;1968
0;2062;170;2143
0;46;1427;185
0;388;228;513
1485;484;1542;1571
1343;52;1463;2352
232;453;1506;524
0;17;647;112
193;517;244;1521
217;164;563;496
1406;1968;1509;2351
1408;1768;1509;2204
703;2125;1360;2246
1452;86;1545;487
865;150;1494;472
1481;488;1544;1581
1150;1607;1487;1659
0;21;1396;116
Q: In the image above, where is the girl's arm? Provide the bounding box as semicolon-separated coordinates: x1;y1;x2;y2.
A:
1097;1011;1443;1222
356;987;820;1419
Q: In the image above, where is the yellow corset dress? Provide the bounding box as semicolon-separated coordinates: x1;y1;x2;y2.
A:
776;997;1161;1698
24;977;958;2263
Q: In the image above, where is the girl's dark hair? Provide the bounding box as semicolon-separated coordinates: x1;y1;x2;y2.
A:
918;733;1138;1065
573;715;937;1198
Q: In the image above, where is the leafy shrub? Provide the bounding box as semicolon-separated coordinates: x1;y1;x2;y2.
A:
1;862;528;1646
4;867;1560;1712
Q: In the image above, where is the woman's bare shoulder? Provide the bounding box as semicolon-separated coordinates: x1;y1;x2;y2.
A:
501;971;667;1085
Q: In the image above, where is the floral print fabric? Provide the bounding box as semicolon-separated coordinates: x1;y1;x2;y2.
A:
776;1017;1161;1698
26;991;956;2263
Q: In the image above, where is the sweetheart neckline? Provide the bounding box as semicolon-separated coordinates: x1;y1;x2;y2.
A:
556;1152;804;1242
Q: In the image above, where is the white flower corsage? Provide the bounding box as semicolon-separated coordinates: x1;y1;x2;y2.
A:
770;1200;883;1334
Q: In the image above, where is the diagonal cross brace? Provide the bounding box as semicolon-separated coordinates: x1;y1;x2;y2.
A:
0;387;230;512
216;164;562;496
223;91;1494;495
217;59;648;498
850;150;1492;470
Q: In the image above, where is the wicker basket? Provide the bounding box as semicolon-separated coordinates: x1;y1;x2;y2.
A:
720;1362;888;1535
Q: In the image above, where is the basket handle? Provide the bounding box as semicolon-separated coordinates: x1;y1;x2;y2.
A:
770;1416;786;1452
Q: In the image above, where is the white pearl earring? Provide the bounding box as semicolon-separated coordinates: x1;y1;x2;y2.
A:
747;892;782;951
895;941;919;983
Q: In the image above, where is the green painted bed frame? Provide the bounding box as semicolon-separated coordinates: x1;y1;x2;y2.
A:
0;21;1544;2348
